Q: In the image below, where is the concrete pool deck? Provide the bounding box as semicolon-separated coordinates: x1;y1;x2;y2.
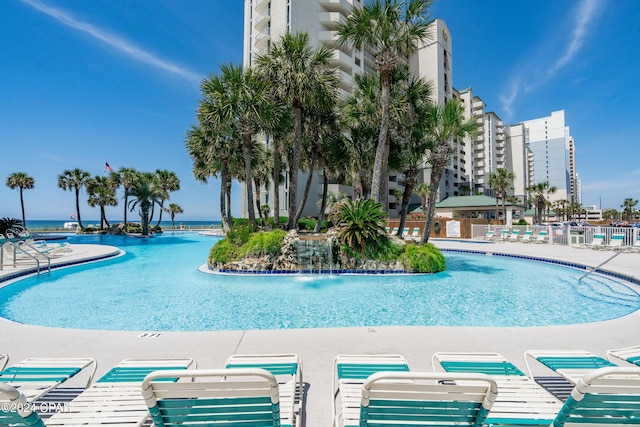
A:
1;239;640;427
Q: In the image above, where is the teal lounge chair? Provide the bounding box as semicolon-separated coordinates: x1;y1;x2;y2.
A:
142;368;289;427
225;354;303;427
0;383;45;427
524;349;616;385
333;354;410;427
584;232;606;249
520;230;533;243
433;352;562;426
605;233;626;250
411;227;420;237
0;357;96;402
508;229;521;241
607;344;640;367
534;230;548;243
46;358;195;427
337;371;497;427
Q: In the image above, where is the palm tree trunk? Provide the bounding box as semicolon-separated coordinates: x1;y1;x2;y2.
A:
75;187;84;229
141;202;150;235
254;178;263;226
123;194;128;230
19;189;26;228
156;201;165;226
287;105;303;230
294;150;317;225
272;139;281;227
314;171;329;233
501;193;507;225
397;168;418;238
220;164;231;233
242;133;257;230
420;162;444;244
370;72;391;203
380;131;391;208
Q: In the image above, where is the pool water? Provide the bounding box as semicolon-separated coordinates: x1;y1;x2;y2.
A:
0;233;638;331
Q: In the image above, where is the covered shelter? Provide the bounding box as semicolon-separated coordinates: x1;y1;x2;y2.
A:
412;195;525;225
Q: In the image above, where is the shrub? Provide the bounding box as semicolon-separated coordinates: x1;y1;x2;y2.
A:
516;219;528;225
242;230;287;258
297;218;315;231
227;224;252;246
364;237;404;262
209;238;239;265
0;217;24;235
330;198;387;253
402;243;446;273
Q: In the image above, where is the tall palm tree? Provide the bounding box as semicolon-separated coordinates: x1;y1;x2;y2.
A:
199;64;274;231
337;0;433;203
154;170;180;226
256;31;339;230
488;168;515;224
57;168;91;229
526;181;557;224
116;167;139;230
420;99;477;244
621;197;638;222
165;203;184;228
414;183;430;215
127;173;163;236
6;172;35;228
86;175;119;229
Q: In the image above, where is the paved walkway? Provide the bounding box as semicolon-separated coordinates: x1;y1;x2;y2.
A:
1;239;639;427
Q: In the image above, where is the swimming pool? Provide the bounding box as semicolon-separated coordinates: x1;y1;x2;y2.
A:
0;233;638;331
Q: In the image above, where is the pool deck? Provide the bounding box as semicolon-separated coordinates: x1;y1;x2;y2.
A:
1;239;640;427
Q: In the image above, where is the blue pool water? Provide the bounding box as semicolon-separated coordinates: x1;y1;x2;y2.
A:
1;232;639;331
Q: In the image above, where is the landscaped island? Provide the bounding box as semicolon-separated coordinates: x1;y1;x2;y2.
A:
208;199;445;274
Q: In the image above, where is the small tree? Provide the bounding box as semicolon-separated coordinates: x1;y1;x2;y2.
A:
330;198;388;253
165;203;184;228
57;168;91;229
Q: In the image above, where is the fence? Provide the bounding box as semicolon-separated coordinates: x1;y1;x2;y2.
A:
472;224;640;247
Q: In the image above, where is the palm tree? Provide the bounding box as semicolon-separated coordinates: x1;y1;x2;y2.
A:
165;203;184;228
256;31;339;230
199;64;274;231
526;181;557;224
621;197;638;222
6;172;35;228
414;183;430;215
116;167;139;230
57;168;91;229
337;0;433;202
86;175;119;229
420;99;477;244
154;170;180;226
127;173;163;236
488;168;515;224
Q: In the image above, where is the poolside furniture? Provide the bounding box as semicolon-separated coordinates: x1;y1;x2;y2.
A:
403;227;409;236
524;349;617;385
0;357;96;402
500;228;510;241
335;370;497;427
607;344;640;367
605;232;626;250
520;230;533;243
485;229;495;240
584;232;606;249
46;358;195;427
391;227;398;235
142;368;291;427
534;230;548;243
333;354;410;427
630;234;640;253
508;229;520;241
225;354;303;427
411;227;420;238
0;354;6;371
0;383;45;427
384;227;390;234
432;352;562;426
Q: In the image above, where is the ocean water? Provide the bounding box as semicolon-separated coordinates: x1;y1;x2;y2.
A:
24;219;221;231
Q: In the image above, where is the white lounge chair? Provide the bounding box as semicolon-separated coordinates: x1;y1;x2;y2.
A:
46;358;195;427
484;229;495;240
584;232;606;249
0;357;96;402
433;352;562;426
333;354;410;427
605;233;626;250
411;227;420;238
508;229;521;241
335;370;497;427
520;230;533;243
0;354;7;371
225;354;302;427
534;230;548;243
524;349;617;385
142;368;294;427
0;383;46;427
607;344;640;367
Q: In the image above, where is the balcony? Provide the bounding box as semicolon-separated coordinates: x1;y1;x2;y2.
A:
472;100;485;110
254;12;270;30
318;11;345;29
475;143;485;151
475;151;485;160
318;30;340;46
331;49;352;71
319;0;352;13
255;32;270;49
255;0;270;14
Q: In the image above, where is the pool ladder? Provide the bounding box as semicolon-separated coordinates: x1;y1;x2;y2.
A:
578;249;628;283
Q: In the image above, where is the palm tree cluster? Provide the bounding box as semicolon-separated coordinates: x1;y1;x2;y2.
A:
55;168;181;235
187;0;478;243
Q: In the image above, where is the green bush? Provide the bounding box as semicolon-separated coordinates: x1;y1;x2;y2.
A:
265;216;288;228
364;237;404;262
296;218;315;231
209;238;239;265
242;230;287;257
231;218;249;227
330;198;387;253
227;224;252;246
516;219;528;225
402;243;446;273
209;229;287;265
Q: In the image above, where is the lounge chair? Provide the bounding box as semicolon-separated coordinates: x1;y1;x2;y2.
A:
411;227;420;238
335;370;497;427
46;358;195;427
520;230;533;243
524;349;616;385
384;227;390;234
0;354;6;371
584;232;606;249
402;227;409;236
551;367;640;426
432;352;562;426
142;368;293;427
508;229;520;241
225;354;302;427
391;227;398;235
484;229;495;240
630;234;640;253
607;344;640;367
500;228;510;241
0;357;96;402
333;354;410;427
534;230;548;244
605;232;626;250
0;383;45;427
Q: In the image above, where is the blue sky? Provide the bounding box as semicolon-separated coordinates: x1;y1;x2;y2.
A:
1;0;638;222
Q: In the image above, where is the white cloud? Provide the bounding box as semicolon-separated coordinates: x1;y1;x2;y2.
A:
20;0;202;83
500;0;602;119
